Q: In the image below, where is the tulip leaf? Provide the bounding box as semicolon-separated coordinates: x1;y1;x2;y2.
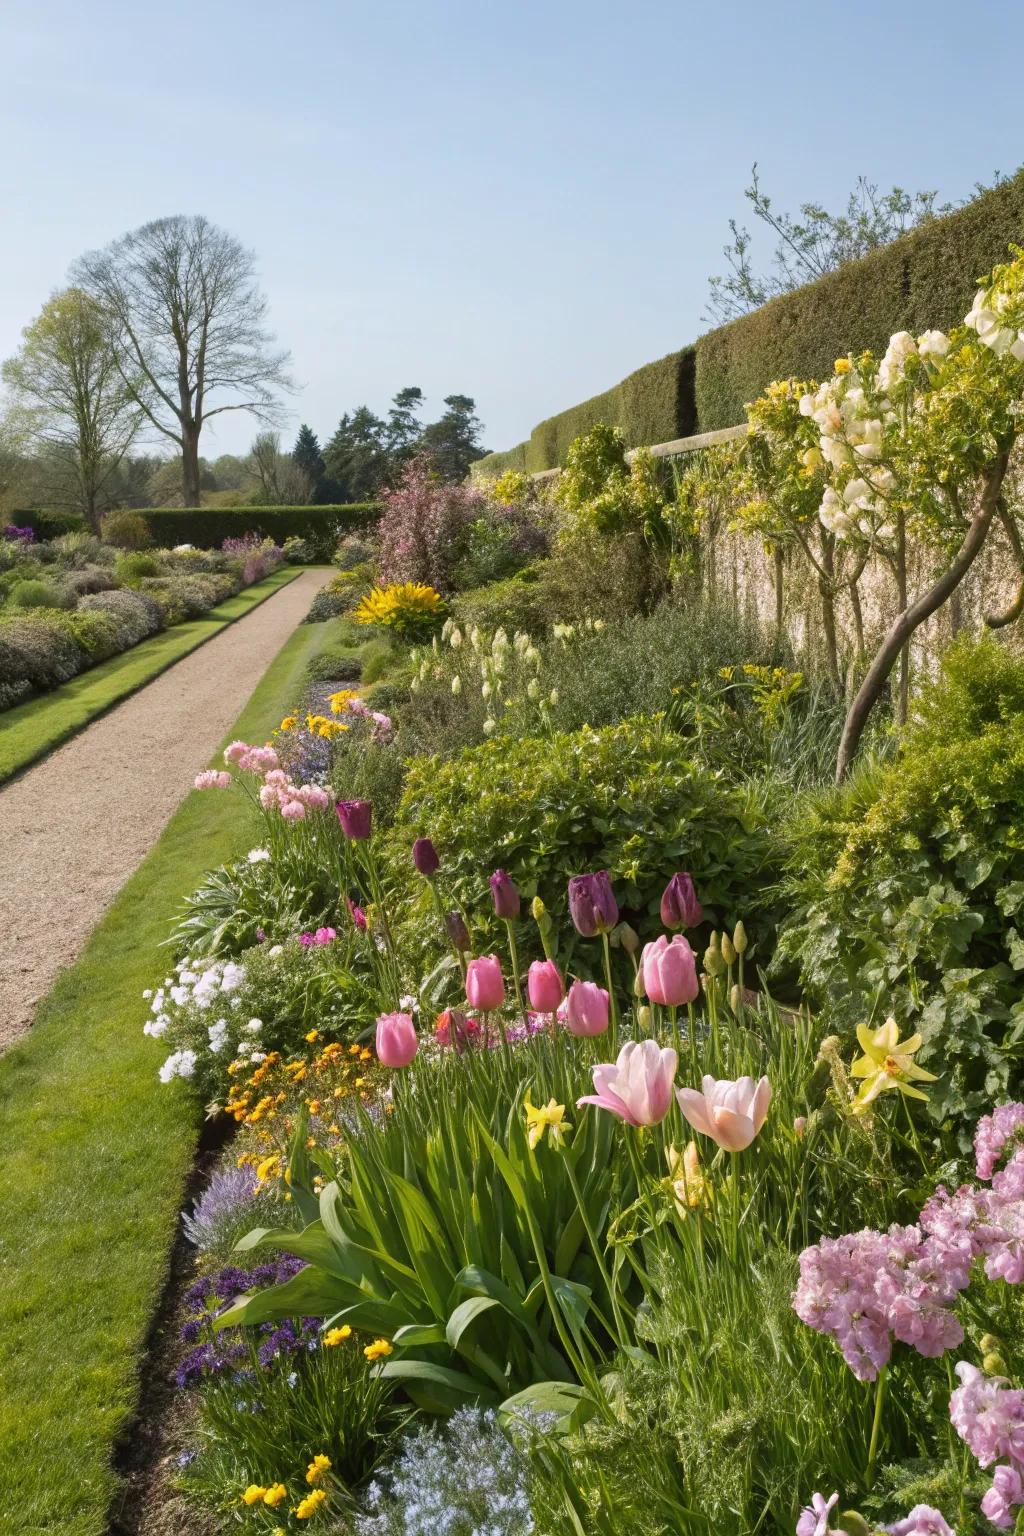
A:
393;1321;447;1347
379;1359;499;1413
214;1266;352;1332
499;1380;597;1435
446;1295;501;1351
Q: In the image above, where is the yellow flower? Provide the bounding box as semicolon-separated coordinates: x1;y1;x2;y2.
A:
263;1484;287;1507
306;1454;332;1485
524;1094;570;1151
363;1337;393;1361
294;1488;327;1519
305;1030;320;1043
280;715;297;731
663;1141;712;1217
242;1484;268;1505
354;582;445;633
834;357;852;374
255;1153;282;1186
328;689;360;715
323;1325;352;1347
850;1016;938;1111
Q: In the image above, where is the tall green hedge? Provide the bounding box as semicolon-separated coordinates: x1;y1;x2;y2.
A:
694;170;1024;427
480;172;1024;470
127;504;379;548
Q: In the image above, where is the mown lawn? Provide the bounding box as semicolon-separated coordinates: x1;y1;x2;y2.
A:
0;563;301;785
0;617;336;1535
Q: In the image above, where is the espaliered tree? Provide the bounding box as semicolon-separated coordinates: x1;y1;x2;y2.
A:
744;248;1024;781
74;216;291;507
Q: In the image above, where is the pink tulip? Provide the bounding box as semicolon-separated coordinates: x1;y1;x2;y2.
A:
565;979;610;1037
466;955;505;1012
676;1074;772;1152
642;934;698;1007
577;1039;678;1127
375;1011;418;1068
527;959;564;1013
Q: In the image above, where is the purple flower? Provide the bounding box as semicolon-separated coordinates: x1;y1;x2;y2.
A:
490;869;520;919
336;798;372;840
660;872;703;931
182;1166;259;1252
796;1492;837;1536
886;1507;956;1536
412;837;440;877
568;872;618;937
444;910;471;952
976;1103;1024;1180
981;1463;1024;1529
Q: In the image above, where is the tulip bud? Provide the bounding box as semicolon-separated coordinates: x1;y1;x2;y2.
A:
837;1515;871;1536
633;967;646;998
980;1334;1002;1355
375;1011;418;1068
466;955;506;1012
721;934;736;966
531;896;546;920
565;979;609;1037
490;869;520;919
614;921;640;958
336;798;372;840
527;959;564;1013
636;1006;653;1031
983;1351;1008;1376
412;837;439;877
729;983;742;1014
660;873;703;931
704;940;726;978
793;1115;807;1138
733;920;748;955
444;910;471;953
567;872;618;937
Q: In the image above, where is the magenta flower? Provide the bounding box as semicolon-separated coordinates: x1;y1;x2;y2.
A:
660;873;703;931
375;1011;418;1068
577;1040;677;1127
527;960;564;1014
981;1463;1024;1529
565;979;610;1037
336;799;372;839
887;1506;956;1535
642;934;698;1007
311;927;337;945
489;870;520;919
412;837;440;877
567;872;618;937
466;955;505;1012
346;896;367;931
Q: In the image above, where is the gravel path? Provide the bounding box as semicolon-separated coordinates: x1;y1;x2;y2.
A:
0;568;323;1051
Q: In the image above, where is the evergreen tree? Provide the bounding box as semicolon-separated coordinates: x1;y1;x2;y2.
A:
385;386;425;465
324;406;388;500
291;422;330;502
420;394;486;482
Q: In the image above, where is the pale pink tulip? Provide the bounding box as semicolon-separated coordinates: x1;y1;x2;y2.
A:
527;959;564;1013
577;1039;677;1127
375;1011;418;1068
565;979;609;1037
466;955;505;1012
676;1074;772;1152
642;934;698;1007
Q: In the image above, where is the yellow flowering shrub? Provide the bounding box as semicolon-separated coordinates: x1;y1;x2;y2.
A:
354;582;446;639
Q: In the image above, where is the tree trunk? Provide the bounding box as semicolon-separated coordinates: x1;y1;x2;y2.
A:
181;425;201;507
847;576;865;662
85;490;100;534
835;446;1011;781
895;508;910;725
985;502;1024;629
818;534;841;687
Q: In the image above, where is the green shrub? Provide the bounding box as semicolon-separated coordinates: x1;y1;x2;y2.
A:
99;510;152;550
303;648;362;685
452;565;551;636
0;609;86;691
129;504;378;556
64;566;116;597
79;588;161;647
385;715;780;977
61;608;122;662
359;638;401;686
114;551;161;583
8;578;74;610
51;531;103;567
778;636;1024;1144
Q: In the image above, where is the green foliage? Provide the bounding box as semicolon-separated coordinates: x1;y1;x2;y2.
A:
99;508;151;549
127;504;379;555
453;566;550;637
778;637;1024;1143
113;550;160;582
7;577;73;609
386;715;780;973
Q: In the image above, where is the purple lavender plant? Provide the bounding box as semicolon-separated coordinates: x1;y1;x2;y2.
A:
182;1166;259;1253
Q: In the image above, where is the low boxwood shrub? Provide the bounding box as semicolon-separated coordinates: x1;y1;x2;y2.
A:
385;714;780;977
7;578;74;610
778;636;1024;1144
79;588;162;647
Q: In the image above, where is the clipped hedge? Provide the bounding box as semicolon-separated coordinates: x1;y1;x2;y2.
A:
694;169;1024;427
128;504;379;550
479;172;1024;470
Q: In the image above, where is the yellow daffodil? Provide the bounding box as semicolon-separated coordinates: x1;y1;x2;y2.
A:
323;1325;352;1347
524;1095;570;1151
363;1337;393;1361
294;1488;327;1519
850;1016;938;1111
306;1454;331;1486
663;1141;712;1217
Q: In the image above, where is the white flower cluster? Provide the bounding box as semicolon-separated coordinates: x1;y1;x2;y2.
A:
412;621;557;735
965;285;1024;360
144;957;254;1084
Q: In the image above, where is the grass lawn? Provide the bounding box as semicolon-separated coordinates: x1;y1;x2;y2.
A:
0;617;338;1535
0;563;302;786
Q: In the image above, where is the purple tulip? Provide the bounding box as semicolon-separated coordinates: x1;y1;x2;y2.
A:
445;910;472;953
336;798;372;840
375;1011;418;1068
660;873;703;931
565;979;610;1037
490;869;521;919
412;837;440;877
568;872;618;937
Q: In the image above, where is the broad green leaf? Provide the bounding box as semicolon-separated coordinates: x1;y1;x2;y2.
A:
393;1321;447;1347
379;1359;499;1414
215;1265;352;1331
445;1295;501;1351
499;1379;597;1434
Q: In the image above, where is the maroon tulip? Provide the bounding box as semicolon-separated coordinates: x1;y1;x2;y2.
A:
490;869;521;919
412;837;440;877
568;872;618;937
660;873;703;931
445;910;472;953
336;798;372;840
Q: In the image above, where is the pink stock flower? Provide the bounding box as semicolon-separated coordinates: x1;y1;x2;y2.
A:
981;1463;1024;1529
465;955;505;1012
527;960;564;1014
281;799;306;821
950;1362;1024;1468
194;769;232;790
565;979;610;1037
887;1507;956;1536
976;1103;1024;1180
642;934;699;1007
375;1011;418;1068
676;1074;771;1152
577;1040;677;1127
795;1491;838;1536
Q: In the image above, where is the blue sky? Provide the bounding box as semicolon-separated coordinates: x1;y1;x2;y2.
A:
1;0;1021;458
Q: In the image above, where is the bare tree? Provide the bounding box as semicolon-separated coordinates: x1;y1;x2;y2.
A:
73;216;292;506
1;288;141;528
249;430;310;504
